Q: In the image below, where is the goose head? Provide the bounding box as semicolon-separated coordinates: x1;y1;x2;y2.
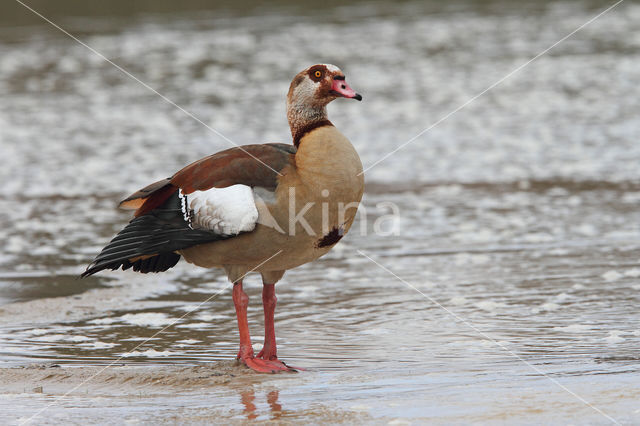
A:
286;64;361;136
287;64;361;109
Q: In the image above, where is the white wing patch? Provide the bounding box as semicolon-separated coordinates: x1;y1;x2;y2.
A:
179;184;259;235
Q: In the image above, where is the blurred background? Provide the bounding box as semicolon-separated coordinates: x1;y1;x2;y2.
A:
1;0;639;423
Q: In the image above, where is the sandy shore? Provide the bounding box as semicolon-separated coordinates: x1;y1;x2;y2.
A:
1;361;264;394
0;363;375;425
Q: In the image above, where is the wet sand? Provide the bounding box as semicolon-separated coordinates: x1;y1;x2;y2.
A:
1;362;261;394
1;363;375;424
3;361;639;424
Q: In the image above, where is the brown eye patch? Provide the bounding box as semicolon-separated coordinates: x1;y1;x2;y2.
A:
292;74;305;88
308;66;326;82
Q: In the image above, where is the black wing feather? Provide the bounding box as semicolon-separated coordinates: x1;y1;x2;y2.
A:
81;192;233;277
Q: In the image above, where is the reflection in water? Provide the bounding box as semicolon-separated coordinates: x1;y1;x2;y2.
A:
267;389;283;417
240;387;258;420
240;387;282;421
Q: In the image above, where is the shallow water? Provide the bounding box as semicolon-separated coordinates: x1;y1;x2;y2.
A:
1;0;639;424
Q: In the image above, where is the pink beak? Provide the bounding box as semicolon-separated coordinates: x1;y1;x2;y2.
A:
330;78;362;101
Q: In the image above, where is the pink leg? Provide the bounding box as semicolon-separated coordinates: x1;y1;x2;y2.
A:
256;283;301;371
257;283;278;360
232;281;295;373
233;280;254;360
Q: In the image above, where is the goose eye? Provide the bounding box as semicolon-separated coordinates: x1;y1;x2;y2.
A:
314;70;322;78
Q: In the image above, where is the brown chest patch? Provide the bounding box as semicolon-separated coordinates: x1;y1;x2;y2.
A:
315;226;344;248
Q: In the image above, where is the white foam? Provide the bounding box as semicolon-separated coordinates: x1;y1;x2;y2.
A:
475;301;506;312
602;270;623;282
176;322;212;329
77;341;117;349
120;349;176;357
624;268;640;278
604;331;625;344
27;328;52;336
88;317;117;325
176;339;200;345
118;313;176;327
554;293;571;302
554;324;592;333
540;302;560;311
33;334;91;342
449;296;468;306
574;223;597;237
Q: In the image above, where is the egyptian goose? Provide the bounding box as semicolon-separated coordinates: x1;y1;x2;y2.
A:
82;64;364;373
